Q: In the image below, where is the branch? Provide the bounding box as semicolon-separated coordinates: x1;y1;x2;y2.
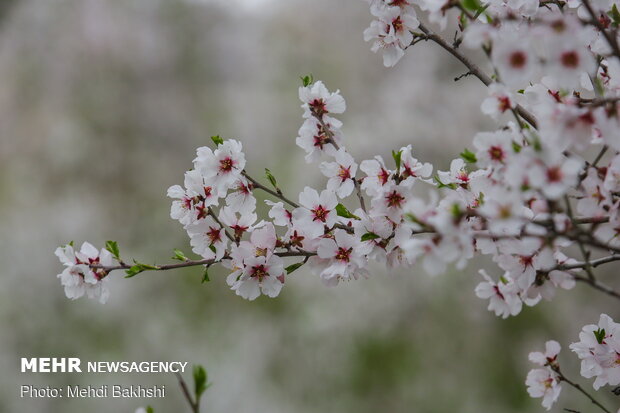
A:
551;366;612;413
242;171;300;209
90;251;317;274
175;372;199;413
581;0;620;59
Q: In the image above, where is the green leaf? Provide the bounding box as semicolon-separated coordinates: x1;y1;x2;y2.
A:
433;175;457;190
594;328;606;344
172;249;188;261
285;262;304;274
609;4;620;26
511;141;522;153
193;365;209;399
335;203;360;220
68;240;75;247
211;135;224;146
300;74;314;87
105;240;120;261
462;0;482;12
361;232;381;242
124;261;159;278
209;244;217;254
125;265;143;278
517;89;525;94
392;149;403;170
265;168;278;190
593;76;605;97
146;407;154;413
202;267;210;283
460;148;477;164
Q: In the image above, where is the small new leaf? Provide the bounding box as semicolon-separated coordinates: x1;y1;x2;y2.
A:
146;407;155;413
300;74;314;87
594;328;606;344
202;267;210;283
392;149;403;170
460;148;477;164
335;203;360;220
511;141;522;153
125;261;159;278
462;0;482;11
193;365;209;399
285;262;304;274
105;240;120;261
172;248;188;262
265;168;278;190
211;135;224;146
434;175;457;190
609;4;620;26
361;232;381;242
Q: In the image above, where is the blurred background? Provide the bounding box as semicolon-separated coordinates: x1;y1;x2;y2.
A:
0;0;618;412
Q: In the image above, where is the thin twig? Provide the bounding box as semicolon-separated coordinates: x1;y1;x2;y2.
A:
175;372;199;413
552;366;612;413
243;171;300;209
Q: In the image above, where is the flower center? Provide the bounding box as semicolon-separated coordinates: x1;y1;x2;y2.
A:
386;190;405;208
335;247;352;262
219;157;234;173
488;145;505;162
338;165;351;181
312;205;329;222
546;167;563;183
509;51;527;69
560;51;579;69
498;96;511;112
310;99;327;117
250;265;268;281
207;227;222;244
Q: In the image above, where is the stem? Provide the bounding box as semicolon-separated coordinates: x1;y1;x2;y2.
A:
552;366;612;413
175;372;199;413
91;251;317;273
581;0;620;60
243;171;300;209
208;206;235;244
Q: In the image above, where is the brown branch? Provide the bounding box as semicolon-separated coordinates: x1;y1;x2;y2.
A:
242;171;300;209
581;0;620;59
90;251;317;274
175;372;199;413
551;365;612;413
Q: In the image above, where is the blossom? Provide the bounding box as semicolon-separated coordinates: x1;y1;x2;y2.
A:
363;5;419;67
55;242;112;304
195;140;246;193
361;156;393;197
186;216;229;261
299;81;346;119
475;270;522;318
320;148;358;198
292;187;339;239
316;229;369;285
492;29;538;87
529;340;561;366
570;314;620;389
398;145;433;185
227;251;285;300
481;84;516;120
167;169;222;225
296;116;343;163
526;368;562;410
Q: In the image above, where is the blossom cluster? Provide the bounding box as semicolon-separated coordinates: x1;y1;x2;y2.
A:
55;0;620;410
